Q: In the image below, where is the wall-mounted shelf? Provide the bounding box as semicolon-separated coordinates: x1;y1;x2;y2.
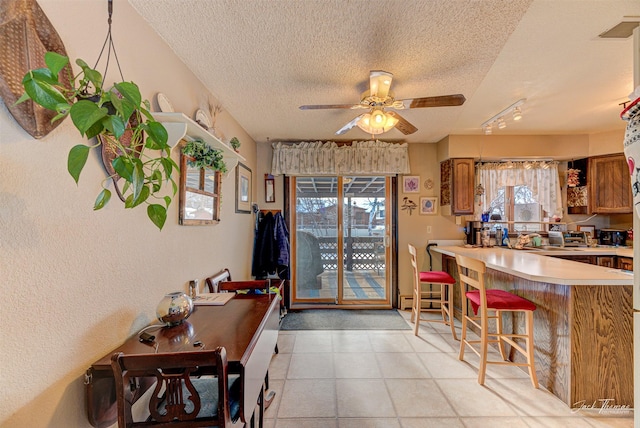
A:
152;112;245;174
480;220;567;232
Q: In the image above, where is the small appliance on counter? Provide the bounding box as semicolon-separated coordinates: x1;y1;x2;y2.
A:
548;230;588;247
464;221;482;245
563;231;588;247
598;229;628;246
548;231;565;247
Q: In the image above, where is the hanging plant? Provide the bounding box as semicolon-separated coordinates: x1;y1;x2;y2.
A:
182;139;227;173
16;52;178;230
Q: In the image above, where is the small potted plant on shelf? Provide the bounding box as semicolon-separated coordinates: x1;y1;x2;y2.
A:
229;136;241;152
17;52;177;230
182;139;227;173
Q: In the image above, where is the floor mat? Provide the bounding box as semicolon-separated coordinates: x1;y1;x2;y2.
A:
280;309;410;330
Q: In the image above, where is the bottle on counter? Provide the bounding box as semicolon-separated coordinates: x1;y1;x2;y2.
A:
502;228;510;247
189;279;199;299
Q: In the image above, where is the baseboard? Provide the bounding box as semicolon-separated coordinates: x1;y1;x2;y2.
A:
399;294;444;310
400;295;412;310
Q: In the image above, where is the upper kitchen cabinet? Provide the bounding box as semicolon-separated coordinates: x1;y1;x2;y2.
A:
440;158;475;215
587;154;632;214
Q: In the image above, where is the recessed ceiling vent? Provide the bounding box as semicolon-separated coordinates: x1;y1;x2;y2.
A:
599;16;640;38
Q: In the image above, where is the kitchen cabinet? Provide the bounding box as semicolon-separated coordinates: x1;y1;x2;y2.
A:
550;255;597;265
440;158;475;215
617;256;633;271
588;154;632;214
596;256;616;268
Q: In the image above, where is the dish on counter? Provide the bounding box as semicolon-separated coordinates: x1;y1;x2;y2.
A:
194;109;211;128
156;93;174;112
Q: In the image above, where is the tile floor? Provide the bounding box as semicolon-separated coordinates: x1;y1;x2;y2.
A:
261;310;634;428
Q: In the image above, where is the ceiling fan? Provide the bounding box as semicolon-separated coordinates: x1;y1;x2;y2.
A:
299;70;466;136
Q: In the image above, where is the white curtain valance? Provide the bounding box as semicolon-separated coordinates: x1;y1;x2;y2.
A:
271;140;411;176
476;161;563;219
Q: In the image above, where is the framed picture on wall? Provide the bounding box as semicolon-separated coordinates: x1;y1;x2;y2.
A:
403;176;420;193
235;163;252;213
419;197;438;215
265;174;275;203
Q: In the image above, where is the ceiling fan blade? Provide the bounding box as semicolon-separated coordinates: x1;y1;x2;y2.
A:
299;103;365;110
369;70;393;99
335;114;364;135
398;94;466;109
386;111;418;135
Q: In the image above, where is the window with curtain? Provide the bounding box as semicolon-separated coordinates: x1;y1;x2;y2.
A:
271;140;410;176
476;161;563;230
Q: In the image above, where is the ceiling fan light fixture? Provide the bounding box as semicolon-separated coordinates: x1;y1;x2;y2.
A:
369;70;393;99
371;109;386;128
383;112;399;129
356;110;398;134
357;114;383;134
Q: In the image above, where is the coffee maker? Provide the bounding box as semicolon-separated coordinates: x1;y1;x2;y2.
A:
465;221;482;245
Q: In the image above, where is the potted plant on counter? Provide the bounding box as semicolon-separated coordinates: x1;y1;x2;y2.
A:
17;52;178;230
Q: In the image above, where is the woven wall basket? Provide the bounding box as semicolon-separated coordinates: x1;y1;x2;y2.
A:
0;0;72;138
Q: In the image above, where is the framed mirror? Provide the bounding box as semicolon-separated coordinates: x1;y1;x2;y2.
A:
179;154;221;225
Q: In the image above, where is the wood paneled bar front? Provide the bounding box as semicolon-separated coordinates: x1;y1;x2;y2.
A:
433;246;633;409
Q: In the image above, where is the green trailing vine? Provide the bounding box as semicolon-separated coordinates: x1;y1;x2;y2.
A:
16;52;177;230
182;139;227;173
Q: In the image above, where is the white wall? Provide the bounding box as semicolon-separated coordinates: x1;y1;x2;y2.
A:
0;1;256;426
396;144;466;300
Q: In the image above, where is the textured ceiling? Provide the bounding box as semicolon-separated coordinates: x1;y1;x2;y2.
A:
129;0;640;144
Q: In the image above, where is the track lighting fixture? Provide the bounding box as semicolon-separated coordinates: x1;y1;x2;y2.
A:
480;98;526;134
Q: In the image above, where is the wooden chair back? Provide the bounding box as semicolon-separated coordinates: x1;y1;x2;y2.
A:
218;278;283;293
205;268;232;293
110;347;236;428
455;253;486;302
408;243;420;290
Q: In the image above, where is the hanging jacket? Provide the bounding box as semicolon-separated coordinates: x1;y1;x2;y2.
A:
274;212;290;280
252;212;278;278
274;213;289;267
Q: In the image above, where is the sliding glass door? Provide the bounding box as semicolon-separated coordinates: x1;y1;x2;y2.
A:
291;176;391;307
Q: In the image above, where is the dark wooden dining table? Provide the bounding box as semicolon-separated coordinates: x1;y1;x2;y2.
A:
85;293;281;428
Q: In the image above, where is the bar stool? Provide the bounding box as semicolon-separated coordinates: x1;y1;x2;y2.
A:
455;253;538;387
408;243;457;339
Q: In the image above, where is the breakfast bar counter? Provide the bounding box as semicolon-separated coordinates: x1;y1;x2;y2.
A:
433;245;633;285
432;246;633;409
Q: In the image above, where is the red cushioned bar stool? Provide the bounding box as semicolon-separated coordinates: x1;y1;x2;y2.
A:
455;253;538;388
408;243;457;340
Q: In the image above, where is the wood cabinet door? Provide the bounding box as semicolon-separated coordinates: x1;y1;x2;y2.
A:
617;257;633;271
596;256;615;268
588;154;632;214
552;255;597;265
452;158;475;215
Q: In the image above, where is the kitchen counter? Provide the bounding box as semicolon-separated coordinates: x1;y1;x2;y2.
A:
433;245;633;285
523;245;633;258
433;245;633;408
